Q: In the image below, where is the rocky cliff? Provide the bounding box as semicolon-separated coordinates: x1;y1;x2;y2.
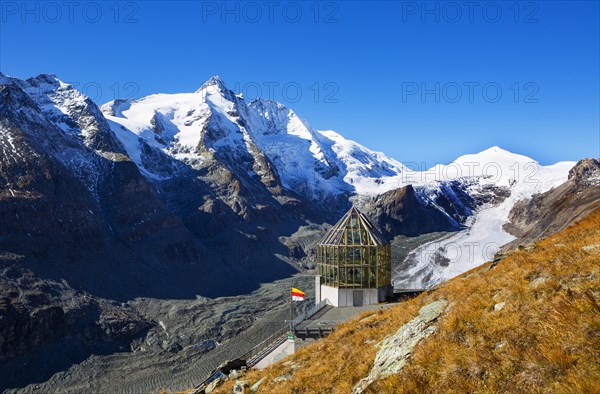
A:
504;158;600;246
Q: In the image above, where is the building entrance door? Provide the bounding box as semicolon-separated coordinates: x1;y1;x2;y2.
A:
353;290;363;307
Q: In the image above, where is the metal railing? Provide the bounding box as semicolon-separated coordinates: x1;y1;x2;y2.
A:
294;326;335;339
242;299;331;367
246;333;288;368
241;325;289;366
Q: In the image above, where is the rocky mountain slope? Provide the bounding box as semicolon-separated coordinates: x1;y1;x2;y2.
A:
215;207;600;393
361;179;510;239
0;73;208;297
504;158;600;247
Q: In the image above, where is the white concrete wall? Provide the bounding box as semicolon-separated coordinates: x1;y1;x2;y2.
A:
337;288;379;307
315;276;322;306
319;285;382;307
254;340;295;370
320;284;339;306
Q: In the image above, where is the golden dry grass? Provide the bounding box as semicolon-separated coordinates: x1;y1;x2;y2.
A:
214;209;600;394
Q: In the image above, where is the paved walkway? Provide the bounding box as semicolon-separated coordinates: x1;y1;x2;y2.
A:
295;303;395;334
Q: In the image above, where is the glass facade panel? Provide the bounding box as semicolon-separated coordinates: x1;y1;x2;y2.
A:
316;208;392;290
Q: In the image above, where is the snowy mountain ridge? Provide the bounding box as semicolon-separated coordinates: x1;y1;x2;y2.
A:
1;72;575;232
97;75;578;289
99;75;574;201
1;72;576;227
100;75;414;200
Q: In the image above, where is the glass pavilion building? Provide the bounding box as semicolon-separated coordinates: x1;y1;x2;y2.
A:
315;207;393;307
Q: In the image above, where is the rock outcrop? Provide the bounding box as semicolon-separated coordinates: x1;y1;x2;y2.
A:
352;299;448;393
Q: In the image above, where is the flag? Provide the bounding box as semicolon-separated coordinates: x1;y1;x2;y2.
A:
291;287;305;301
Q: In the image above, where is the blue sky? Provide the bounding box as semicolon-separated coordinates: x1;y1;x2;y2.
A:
1;1;598;165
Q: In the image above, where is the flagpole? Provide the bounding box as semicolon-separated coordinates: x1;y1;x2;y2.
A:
290;286;293;333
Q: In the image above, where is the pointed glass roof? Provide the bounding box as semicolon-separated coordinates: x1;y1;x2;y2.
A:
318;207;388;246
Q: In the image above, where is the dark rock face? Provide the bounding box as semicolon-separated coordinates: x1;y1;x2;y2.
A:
504;158;600;246
279;223;332;269
568;158;600;184
361;181;510;239
362;185;459;238
0;79;206;294
0;283;148;363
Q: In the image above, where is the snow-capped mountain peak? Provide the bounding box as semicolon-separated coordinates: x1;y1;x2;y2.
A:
453;145;539;167
424;145;552;188
196;75;228;93
100;76;412;199
2;73;575;206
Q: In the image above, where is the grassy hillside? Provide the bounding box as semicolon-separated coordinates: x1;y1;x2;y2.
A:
216;208;600;393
